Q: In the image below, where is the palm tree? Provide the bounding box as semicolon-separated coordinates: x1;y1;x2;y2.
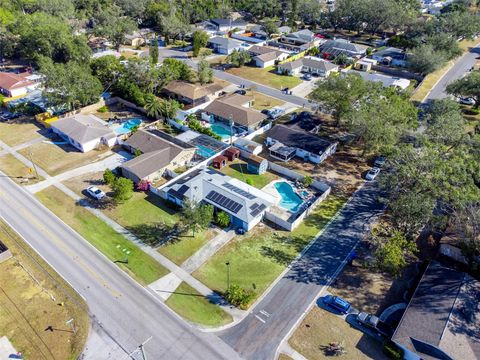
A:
159;99;183;121
144;94;163;119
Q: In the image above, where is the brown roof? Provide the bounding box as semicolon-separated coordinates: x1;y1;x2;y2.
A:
249;45;277;56
0;72;34;91
204;94;267;127
224;147;240;156
254;51;281;63
163;81;225;101
246;154;266;166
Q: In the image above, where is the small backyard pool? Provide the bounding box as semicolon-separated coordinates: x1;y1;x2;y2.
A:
211;123;232;140
196;145;217;158
274;181;303;212
113;118;142;135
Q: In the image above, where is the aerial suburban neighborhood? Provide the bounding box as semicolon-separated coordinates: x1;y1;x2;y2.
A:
0;0;479;360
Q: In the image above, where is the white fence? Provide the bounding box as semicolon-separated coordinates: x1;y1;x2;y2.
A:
245;122;272;140
267;161;330;193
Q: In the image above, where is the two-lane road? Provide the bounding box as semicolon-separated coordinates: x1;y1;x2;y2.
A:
0;174;240;360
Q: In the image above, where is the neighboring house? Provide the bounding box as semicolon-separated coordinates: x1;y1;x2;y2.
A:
0;72;41;98
248;45;289;68
280;29;315;46
392;261;480;360
203;94;268;133
162;167;275;231
123;29;155;47
246;154;268;174
320;39;368;59
371;47;408;67
347;70;411;90
121;129;196;184
277;26;292;35
210;18;247;32
51;114;117;153
208;36;245;54
163;81;226;107
265;124;337;164
277;57;339;77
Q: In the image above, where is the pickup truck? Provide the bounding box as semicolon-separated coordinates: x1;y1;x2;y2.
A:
356;312;393;337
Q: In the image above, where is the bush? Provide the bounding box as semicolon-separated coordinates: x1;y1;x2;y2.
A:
246;178;253;186
215;211;230;228
224;284;255;309
301;176;313;187
199;48;212;57
103;168;116;185
97;105;109;113
383;341;403;360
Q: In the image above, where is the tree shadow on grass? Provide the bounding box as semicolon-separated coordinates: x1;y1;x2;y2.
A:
259;234;310;266
125;223;185;248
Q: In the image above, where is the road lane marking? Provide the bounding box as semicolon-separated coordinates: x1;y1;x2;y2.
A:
259;310;271;317
255;315;266;324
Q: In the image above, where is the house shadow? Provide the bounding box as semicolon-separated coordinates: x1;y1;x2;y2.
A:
144;193;179;216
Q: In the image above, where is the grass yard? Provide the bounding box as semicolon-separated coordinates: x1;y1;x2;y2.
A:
0;153;44;184
36;187;168;284
219;159;280;189
19;142;112;176
248;91;284;111
165;282;233;327
0;118;43;146
0;220;89;360
193;195;347;305
227;66;302;90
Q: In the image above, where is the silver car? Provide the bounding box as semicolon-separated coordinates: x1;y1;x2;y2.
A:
86;185;106;200
365;167;380;181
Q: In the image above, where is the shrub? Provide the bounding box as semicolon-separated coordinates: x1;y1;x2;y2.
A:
103;168;116;185
199;48;212;57
224;284;255;309
246;178;253;186
301;176;313;187
97;105;109;113
215;211;230;228
111;177;134;203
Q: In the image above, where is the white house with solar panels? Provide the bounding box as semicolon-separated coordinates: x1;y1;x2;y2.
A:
161;167;275;231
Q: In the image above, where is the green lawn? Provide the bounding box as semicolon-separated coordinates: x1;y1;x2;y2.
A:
219;159;280;189
193;195;347;306
165;282;233;327
104;191;215;265
227;65;302;90
36;187;169;285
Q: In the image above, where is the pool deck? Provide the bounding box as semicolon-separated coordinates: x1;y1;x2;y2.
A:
262;179;296;222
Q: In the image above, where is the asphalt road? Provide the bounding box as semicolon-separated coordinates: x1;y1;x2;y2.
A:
424;44;480;102
0;174;241;360
219;182;384;359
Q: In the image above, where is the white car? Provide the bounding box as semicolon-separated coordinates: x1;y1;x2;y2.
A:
86;185;106;200
365;167;381;181
458;97;475;106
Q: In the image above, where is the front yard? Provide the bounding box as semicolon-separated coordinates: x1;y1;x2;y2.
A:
0;153;44;184
193;195;347;305
218;159;280;189
227;65;302;90
36;186;169;284
0;118;43;146
248;91;284;111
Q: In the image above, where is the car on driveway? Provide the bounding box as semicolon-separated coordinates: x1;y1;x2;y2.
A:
86;186;106;200
234;90;247;95
323;295;351;314
458;97;475;106
365;167;380;181
356;312;393;337
374;156;386;168
303;73;312;81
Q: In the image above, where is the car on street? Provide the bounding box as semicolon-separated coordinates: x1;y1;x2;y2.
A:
365;167;380;181
303;73;312;81
323;295;351;314
374;156;386;168
356;312;393;337
86;186;106;200
458;97;475;106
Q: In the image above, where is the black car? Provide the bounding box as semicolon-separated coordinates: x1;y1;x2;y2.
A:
235;90;247;95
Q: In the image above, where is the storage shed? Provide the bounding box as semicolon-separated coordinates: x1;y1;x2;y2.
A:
224;147;240;161
246;155;268;174
212;155;228;169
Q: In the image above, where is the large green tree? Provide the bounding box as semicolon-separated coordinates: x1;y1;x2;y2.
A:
91;4;137;49
192;30;209;57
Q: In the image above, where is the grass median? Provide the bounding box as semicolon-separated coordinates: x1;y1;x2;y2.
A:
36;186;168;285
165;282;233;327
193;195;347;306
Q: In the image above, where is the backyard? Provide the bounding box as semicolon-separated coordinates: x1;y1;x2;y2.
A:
0;153;44;184
193;195;347;305
36;186;169;284
165;282;233;327
219;159;280;189
227;65;303;90
0;117;44;146
0;220;89;360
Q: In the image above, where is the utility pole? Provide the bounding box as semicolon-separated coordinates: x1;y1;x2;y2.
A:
225;261;231;289
28;151;39;179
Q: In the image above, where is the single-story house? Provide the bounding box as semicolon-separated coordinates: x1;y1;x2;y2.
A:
123;29;155;47
320;39;368;59
246;154;268;174
224;147;240;161
277;57;339;77
212;155;228;169
371;47;408;67
0;72;41;98
162;80;226;106
121;129;196;183
234;138;263;155
280;29;315;46
203;94;268;133
392;261;480;360
161;167;275;231
210;18;247;32
347;70;411;90
51;114;117;153
208;36;245;55
265;124;337;164
248;45;289;68
277;26;292;35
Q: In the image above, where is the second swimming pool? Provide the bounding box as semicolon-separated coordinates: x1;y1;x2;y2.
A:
274;181;303;212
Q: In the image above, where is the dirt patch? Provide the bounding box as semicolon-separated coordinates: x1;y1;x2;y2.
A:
62;171;109;196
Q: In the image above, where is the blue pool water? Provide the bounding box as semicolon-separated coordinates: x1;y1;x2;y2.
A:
211;123;232;139
274;181;303;212
113;118;142;135
196;145;217;158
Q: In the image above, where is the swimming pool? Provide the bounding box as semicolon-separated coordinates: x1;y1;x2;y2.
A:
196;145;217;158
211;123;232;140
113;118;142;135
274;181;303;212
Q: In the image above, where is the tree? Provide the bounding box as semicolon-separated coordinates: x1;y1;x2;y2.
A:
149;40;159;66
308;47;320;57
91;4;137;49
215;211;230;228
111;177;134;203
197;59;213;85
301;176;313;187
144;94;163;118
373;230;417;277
425;100;467;146
39;58;103;110
447;71;480;108
103;169;116;185
180;199;213;236
263;19;278;36
226;50;251;67
159;98;183;120
90;55;124;87
192;30;209;57
452;203;480;268
408;44;446;75
162;58;194;82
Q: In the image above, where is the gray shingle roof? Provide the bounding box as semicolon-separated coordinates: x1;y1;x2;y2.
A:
208;36;243;49
267;124;334;155
51;114;115;144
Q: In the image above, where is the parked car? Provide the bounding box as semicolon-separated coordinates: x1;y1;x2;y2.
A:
356;312;393;337
374;156;386;168
269;107;285;119
365;167;381;181
282;87;289;94
303;73;312;81
458;97;475;106
323;295;351;314
86;186;106;200
235;90;247;95
236;228;245;235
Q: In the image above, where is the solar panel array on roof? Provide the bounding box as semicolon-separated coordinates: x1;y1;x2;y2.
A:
206;191;243;214
250;203;267;217
222;183;256;200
